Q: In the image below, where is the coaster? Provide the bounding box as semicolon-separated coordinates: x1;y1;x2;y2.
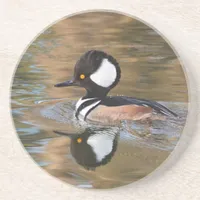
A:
11;11;188;189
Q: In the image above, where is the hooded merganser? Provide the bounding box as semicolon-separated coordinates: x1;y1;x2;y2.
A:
54;127;118;170
55;50;178;123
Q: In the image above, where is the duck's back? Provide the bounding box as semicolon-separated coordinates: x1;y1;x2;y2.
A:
101;96;178;117
86;96;178;124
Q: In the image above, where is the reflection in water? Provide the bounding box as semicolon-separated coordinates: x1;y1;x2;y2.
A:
38;116;180;188
54;127;119;171
11;12;188;189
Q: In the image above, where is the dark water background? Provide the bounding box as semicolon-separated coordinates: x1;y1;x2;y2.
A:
11;12;188;189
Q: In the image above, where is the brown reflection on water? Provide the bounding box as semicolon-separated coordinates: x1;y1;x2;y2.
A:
41;134;168;189
11;12;188;189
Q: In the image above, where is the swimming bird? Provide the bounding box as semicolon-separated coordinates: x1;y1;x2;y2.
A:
55;50;178;124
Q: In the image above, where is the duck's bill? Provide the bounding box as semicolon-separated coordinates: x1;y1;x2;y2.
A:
54;80;79;87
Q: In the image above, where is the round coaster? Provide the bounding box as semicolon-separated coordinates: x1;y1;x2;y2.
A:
11;11;188;189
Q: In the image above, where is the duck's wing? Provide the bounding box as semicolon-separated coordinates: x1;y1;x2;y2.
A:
101;96;178;118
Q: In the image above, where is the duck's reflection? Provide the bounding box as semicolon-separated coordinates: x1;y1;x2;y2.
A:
54;127;119;170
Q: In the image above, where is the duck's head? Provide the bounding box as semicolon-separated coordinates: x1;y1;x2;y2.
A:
54;50;121;98
54;127;118;170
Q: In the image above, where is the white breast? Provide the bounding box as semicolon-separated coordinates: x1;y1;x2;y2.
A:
75;97;101;120
75;97;97;111
80;100;101;118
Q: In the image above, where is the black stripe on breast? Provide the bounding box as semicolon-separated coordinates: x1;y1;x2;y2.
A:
75;99;101;119
84;101;101;121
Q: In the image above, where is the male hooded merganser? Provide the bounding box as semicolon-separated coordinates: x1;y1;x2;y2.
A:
54;127;118;170
55;50;178;123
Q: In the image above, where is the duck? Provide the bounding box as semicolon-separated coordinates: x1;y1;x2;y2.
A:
54;127;119;170
54;50;178;124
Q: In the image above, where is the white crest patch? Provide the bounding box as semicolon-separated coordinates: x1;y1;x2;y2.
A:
90;58;117;87
87;133;115;162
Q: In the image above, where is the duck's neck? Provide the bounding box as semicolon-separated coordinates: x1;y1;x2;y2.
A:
83;90;108;100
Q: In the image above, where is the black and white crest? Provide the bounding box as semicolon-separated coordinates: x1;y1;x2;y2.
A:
74;50;121;95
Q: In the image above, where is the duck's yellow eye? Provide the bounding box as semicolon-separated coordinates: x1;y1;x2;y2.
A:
77;138;82;143
80;74;85;80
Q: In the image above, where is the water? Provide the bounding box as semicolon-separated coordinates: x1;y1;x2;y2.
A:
11;12;188;189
